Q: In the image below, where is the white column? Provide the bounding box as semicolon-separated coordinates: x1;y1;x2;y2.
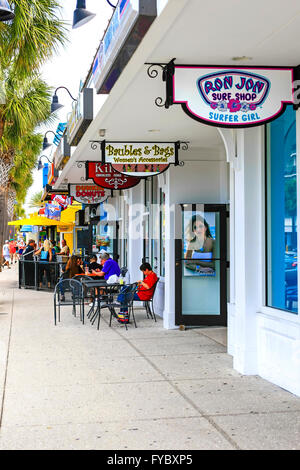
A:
232;126;264;375
127;184;144;283
163;168;176;329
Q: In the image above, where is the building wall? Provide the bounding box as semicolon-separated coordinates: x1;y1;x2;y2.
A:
227;125;300;396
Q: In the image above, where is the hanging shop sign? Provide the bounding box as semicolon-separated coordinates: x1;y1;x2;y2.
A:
148;60;295;128
67;88;93;146
53;133;71;171
48;163;59;185
69;184;110;205
100;141;180;177
92;0;157;94
86;162;140;190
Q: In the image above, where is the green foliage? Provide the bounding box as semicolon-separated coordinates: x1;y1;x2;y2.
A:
0;0;68;77
28;190;44;210
0;1;68;219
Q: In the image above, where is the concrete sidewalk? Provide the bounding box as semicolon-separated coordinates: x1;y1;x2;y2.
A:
0;266;300;450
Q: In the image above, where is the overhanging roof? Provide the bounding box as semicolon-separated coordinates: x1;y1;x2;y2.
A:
54;0;300;188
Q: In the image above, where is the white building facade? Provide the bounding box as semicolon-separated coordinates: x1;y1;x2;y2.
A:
53;0;300;396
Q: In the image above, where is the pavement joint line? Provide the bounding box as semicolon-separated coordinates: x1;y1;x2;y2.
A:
202;409;300;418
100;315;241;450
2;408;300;432
0;288;15;430
0;415;204;430
193;329;228;348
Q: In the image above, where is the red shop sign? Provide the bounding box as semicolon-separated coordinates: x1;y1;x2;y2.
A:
86;162;141;190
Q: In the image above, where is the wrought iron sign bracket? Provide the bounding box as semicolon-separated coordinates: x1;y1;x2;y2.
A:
145;58;176;109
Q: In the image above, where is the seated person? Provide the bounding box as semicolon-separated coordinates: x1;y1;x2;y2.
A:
117;262;158;308
91;252;120;281
62;255;84;279
59;256;84;302
88;255;102;273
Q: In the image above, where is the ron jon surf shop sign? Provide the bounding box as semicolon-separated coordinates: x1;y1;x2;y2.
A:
171;66;294;128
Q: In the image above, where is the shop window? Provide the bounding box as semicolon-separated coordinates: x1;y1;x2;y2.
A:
266;106;298;314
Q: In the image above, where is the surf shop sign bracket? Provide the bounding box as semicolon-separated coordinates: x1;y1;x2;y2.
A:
146;59;296;128
90;140;186;177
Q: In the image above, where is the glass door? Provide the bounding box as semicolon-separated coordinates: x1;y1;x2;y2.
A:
175;204;228;326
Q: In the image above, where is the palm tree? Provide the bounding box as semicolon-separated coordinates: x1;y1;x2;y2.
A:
0;78;53;247
0;1;67;77
28;191;44;211
0;0;67;250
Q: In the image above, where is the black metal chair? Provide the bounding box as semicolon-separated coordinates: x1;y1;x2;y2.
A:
74;275;94;304
54;279;84;325
135;278;160;322
101;283;138;331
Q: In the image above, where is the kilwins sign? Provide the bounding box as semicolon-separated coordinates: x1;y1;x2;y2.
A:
69;184;110;205
86;162;141;190
151;61;295;128
102;141;180;177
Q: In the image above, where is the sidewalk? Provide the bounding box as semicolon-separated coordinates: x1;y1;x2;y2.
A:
0;266;300;450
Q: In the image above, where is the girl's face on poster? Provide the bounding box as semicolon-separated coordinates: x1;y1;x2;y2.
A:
193;220;206;238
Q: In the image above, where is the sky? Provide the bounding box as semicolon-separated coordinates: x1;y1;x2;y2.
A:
24;0;114;214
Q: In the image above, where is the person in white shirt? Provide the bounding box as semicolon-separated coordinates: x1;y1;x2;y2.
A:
2;241;11;269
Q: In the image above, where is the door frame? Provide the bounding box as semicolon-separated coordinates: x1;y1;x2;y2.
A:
175;203;228;327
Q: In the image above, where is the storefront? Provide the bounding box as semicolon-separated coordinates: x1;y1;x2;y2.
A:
52;0;300;396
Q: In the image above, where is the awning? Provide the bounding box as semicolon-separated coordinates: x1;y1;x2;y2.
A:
8;204;81;228
8;216;59;227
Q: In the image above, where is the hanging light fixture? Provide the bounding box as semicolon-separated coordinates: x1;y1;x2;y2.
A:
73;0;96;29
42;131;56;151
50;86;77;114
72;0;116;29
37;155;52;171
0;0;14;21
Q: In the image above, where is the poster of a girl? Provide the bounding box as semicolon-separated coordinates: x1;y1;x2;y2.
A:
184;214;215;275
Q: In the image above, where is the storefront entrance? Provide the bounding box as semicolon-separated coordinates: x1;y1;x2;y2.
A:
175;204;228;326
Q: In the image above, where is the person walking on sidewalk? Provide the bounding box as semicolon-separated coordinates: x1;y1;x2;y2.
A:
2;240;11;269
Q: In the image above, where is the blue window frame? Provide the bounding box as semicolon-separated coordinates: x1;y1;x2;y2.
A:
266;105;298;314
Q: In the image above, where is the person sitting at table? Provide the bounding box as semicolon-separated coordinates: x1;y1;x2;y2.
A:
88;255;102;273
91;252;120;281
63;255;84;279
59;256;84;302
117;262;158;319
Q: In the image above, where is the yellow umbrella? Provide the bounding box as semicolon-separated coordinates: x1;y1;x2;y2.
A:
8;205;81;227
8;216;60;227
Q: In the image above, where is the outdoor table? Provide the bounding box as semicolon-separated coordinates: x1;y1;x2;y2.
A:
80;279;125;329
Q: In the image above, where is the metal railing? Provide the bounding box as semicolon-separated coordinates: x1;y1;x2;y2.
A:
19;256;66;291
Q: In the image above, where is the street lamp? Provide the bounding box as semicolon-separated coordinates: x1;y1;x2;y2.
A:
72;0;116;29
42;131;56;151
0;0;14;22
37;155;52;171
51;86;77;114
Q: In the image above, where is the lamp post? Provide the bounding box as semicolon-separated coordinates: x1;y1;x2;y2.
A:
51;86;77;114
0;0;14;22
42;131;56;151
37;155;52;171
73;0;116;29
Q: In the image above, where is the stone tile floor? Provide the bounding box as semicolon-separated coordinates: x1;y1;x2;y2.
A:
0;266;299;450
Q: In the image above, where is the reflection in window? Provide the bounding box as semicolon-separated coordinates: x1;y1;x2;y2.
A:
266;106;298;314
